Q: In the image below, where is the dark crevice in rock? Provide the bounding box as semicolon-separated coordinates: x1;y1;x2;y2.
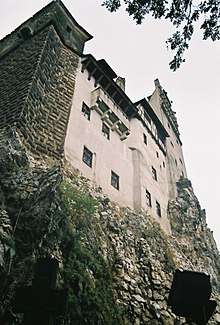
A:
0;129;219;324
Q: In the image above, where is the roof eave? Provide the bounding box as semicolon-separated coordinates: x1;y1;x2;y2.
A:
0;0;93;58
135;98;169;137
82;54;138;118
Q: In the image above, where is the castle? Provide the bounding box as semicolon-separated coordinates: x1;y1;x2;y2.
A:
0;1;187;234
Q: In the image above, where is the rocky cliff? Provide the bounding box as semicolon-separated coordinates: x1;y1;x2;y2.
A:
0;127;219;324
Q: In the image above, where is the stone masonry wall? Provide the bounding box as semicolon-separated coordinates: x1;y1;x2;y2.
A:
0;29;48;129
0;25;79;159
0;128;219;324
0;1;89;58
20;26;79;158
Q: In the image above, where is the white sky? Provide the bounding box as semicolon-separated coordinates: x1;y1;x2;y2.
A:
1;0;220;249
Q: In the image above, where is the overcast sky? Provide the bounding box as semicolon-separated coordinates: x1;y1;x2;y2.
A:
1;0;220;249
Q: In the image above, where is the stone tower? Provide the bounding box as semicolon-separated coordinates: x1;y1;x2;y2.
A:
0;0;92;158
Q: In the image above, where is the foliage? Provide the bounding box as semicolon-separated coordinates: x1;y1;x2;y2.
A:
60;181;97;230
62;238;123;325
102;0;220;70
60;180;123;325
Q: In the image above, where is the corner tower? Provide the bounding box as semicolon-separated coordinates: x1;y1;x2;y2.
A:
0;0;92;158
149;79;187;198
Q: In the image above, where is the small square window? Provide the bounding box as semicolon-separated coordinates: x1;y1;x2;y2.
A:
66;25;72;33
102;122;110;140
82;102;91;120
156;201;161;217
152;166;157;181
146;190;152;207
111;171;119;190
143;133;147;145
82;146;93;168
156;151;159;158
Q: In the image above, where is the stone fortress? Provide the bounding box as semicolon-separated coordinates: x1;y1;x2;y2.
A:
0;0;187;234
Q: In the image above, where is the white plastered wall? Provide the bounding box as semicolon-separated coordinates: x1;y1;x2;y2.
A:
64;62;187;235
127;118;171;233
65;63;134;208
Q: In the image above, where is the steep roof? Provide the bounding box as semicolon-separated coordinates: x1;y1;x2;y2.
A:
82;54;138;119
0;0;92;59
135;98;169;138
154;79;181;142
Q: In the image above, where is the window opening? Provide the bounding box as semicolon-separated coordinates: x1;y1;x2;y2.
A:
82;102;91;120
152;167;157;181
102;122;110;140
111;171;119;190
82;146;93;167
66;25;72;33
146;190;152;207
156;201;161;217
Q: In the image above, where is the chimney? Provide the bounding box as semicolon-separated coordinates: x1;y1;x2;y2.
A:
154;78;160;88
116;76;126;92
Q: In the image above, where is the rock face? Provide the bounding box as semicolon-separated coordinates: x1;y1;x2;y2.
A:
0;128;219;324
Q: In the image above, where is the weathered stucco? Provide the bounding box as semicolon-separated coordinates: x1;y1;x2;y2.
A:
65;62;186;234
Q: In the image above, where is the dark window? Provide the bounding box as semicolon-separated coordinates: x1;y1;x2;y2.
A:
156;151;159;158
168;123;170;129
82;102;91;120
111;171;119;190
143;133;147;145
175;158;177;166
156;201;162;217
146;190;152;207
179;158;183;164
144;111;151;124
102;123;110;140
171;141;174;147
176;139;179;145
163;162;165;168
158;131;166;145
66;25;72;33
152;166;157;181
82;146;93;167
